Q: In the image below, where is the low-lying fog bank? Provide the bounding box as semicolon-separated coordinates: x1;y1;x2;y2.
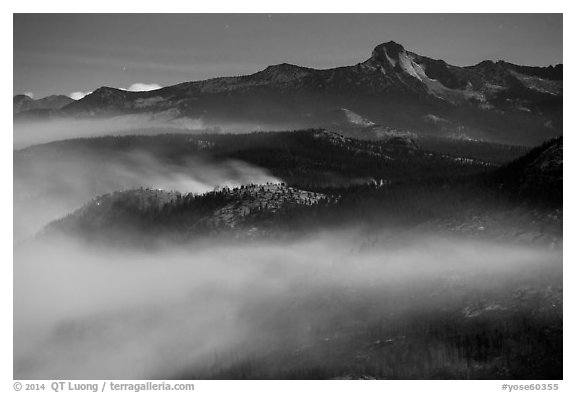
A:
13;117;298;149
14;150;280;243
14;232;562;379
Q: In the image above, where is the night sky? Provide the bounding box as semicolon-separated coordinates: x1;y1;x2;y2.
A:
14;14;562;99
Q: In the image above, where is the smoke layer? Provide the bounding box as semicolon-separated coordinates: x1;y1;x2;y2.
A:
14;232;561;379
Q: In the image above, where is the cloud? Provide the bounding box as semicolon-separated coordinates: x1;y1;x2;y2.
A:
69;91;91;100
23;92;34;99
125;83;162;92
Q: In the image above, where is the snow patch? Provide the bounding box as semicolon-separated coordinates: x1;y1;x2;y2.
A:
398;53;421;81
340;108;375;127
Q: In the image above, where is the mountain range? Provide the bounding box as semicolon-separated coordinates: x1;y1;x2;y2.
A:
13;94;74;115
14;41;562;146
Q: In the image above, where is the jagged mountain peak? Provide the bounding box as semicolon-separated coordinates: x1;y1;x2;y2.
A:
371;41;408;65
373;41;406;58
368;40;424;81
